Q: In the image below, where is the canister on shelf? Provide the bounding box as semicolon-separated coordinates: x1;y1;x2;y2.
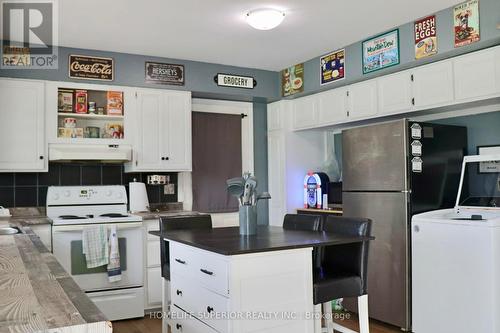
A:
63;117;77;128
86;126;100;138
74;90;88;114
88;101;96;114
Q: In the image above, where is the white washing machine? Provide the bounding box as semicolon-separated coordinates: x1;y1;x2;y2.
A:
412;154;500;333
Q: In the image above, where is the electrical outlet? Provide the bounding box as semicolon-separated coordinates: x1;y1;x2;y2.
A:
147;175;167;185
164;184;175;195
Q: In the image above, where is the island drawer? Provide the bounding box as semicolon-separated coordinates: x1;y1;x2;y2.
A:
171;274;230;333
170;242;229;296
170;306;219;333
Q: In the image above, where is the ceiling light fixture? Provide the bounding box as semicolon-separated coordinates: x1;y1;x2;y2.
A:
245;9;285;30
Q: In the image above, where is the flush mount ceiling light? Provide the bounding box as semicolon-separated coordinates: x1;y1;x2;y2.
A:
245;9;285;30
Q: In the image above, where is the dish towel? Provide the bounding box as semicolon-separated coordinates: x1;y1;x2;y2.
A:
82;225;109;268
107;225;122;282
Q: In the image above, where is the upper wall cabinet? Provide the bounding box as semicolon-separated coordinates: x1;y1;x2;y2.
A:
267;101;284;131
348;79;378;120
453;47;499;102
413;61;454;109
317;87;348;125
378;71;413;116
292;95;319;130
125;89;191;172
0;78;47;172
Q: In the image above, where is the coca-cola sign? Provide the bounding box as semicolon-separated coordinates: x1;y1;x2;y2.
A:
69;55;114;81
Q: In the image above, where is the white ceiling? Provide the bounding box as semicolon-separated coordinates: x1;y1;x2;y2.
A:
59;0;461;71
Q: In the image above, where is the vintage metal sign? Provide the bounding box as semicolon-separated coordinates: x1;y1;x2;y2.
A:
145;62;184;85
214;73;256;89
362;29;400;74
69;55;114;81
414;15;438;59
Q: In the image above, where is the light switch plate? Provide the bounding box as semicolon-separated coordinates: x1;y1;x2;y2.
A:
164;184;175;195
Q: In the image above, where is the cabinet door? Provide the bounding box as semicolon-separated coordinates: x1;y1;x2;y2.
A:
317;87;348;125
267;131;286;226
377;71;413;115
0;79;46;171
136;90;163;170
162;92;192;171
292;95;318;130
454;49;497;102
267;101;283;131
147;266;162;306
495;47;500;93
348;79;378;120
413;60;454;108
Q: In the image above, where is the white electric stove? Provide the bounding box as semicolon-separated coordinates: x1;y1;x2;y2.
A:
47;185;145;321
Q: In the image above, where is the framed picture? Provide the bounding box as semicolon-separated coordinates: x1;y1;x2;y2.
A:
69;55;114;81
477;145;500;173
281;63;304;97
414;15;438;59
320;49;345;85
453;0;480;48
362;29;400;74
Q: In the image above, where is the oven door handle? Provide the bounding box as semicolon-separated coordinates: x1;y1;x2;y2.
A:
52;222;143;233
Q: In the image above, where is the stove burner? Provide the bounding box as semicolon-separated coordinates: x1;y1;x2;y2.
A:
58;215;88;220
100;213;129;218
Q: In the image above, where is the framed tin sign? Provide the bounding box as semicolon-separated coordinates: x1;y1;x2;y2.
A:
453;0;480;48
214;73;256;89
320;49;345;85
281;63;304;96
69;55;114;81
145;62;184;85
414;15;438;59
362;29;400;74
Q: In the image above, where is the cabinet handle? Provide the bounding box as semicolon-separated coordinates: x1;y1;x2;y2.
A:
200;268;214;276
39;156;44;160
161;157;165;161
176;289;182;296
176;323;182;330
165;157;170;161
207;306;214;313
175;258;186;265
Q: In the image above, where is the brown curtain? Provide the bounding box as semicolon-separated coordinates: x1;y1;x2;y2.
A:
192;112;242;213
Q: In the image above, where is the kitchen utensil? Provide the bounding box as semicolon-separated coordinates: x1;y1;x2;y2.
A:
227;177;245;206
243;177;257;205
256;192;271;201
129;180;149;212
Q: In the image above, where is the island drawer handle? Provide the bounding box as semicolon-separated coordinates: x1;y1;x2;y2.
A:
200;268;214;276
176;289;182;296
175;258;186;265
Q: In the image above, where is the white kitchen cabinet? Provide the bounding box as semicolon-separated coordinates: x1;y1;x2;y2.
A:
413;60;454;109
125;89;191;172
267;101;284;131
317;87;348;125
454;48;498;102
143;219;162;310
267;130;286;225
377;71;413;115
496;47;500;93
347;79;378;120
292;95;318;130
0;78;47;172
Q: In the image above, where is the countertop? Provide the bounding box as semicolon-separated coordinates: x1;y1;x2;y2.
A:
132;210;201;220
0;220;111;332
150;226;373;256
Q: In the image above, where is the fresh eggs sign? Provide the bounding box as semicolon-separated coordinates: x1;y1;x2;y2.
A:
214;73;256;89
69;55;114;81
414;15;438;59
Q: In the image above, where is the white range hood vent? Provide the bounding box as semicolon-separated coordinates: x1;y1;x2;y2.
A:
49;144;132;162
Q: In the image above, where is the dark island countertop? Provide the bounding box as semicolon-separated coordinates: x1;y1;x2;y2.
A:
149;226;373;256
0;220;111;332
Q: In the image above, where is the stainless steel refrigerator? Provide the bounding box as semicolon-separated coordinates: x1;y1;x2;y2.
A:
342;119;467;331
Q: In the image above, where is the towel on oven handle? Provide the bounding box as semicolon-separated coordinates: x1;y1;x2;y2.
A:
82;225;109;268
107;224;122;282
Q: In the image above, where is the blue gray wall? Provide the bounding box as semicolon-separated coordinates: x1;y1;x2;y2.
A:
291;0;500;98
253;102;269;225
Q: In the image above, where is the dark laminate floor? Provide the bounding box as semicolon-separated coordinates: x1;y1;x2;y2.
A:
111;314;401;333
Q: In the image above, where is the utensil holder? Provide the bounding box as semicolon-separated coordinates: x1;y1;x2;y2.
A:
239;205;257;235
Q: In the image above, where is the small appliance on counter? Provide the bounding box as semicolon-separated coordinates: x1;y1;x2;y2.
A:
129;180;149;213
303;172;329;209
0;206;11;220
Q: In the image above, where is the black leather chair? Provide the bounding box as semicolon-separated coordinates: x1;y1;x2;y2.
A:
160;214;213;280
313;216;372;333
283;213;323;274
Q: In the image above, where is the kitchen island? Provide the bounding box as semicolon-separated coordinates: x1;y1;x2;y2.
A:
0;220;111;333
153;226;371;333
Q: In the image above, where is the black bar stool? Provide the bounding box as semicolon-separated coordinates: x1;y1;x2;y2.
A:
313;216;372;333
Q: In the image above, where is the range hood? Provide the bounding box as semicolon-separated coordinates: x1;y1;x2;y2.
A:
49;144;132;162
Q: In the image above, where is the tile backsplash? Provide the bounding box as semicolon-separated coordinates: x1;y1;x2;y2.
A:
0;163;178;208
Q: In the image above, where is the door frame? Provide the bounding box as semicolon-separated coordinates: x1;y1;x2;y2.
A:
178;98;254;227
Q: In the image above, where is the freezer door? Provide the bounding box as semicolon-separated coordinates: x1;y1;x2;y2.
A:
342;120;408;191
343;191;410;331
